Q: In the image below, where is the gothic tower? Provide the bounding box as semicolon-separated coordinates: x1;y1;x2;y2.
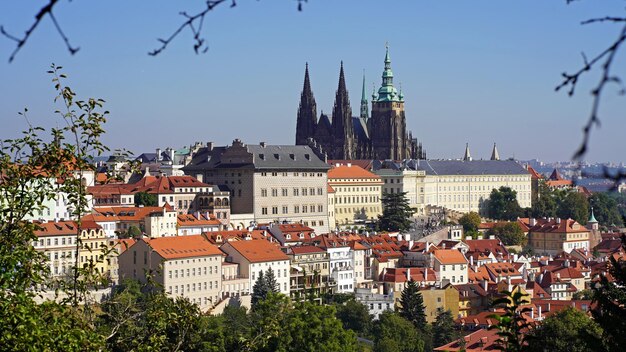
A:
331;62;355;159
360;73;369;121
295;63;318;145
370;45;408;160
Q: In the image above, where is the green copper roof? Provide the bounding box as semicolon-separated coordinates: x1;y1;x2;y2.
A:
376;44;402;102
589;207;598;223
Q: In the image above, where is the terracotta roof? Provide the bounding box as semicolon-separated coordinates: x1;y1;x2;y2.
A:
484;262;522;278
177;213;221;227
527;166;543;180
128;175;210;194
34;221;79;237
327;159;374;170
224;239;289;263
381;267;437;283
92;206;173;222
435;328;500;351
465;239;509;257
327;184;335;193
288;246;326;255
546;179;573;187
88;183;134;196
433;249;468;264
277;223;315;235
144;235;223;259
327;164;382;180
528;218;589;234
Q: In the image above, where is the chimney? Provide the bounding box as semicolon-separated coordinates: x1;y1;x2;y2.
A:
556;218;561;224
530;307;534;319
424;268;428;281
538;305;542;318
481;279;488;291
547;303;551;312
406;268;411;282
260;141;266;147
530;218;537;227
207;142;214;151
470;255;474;266
156;148;162;161
347;162;352;167
564;260;570;268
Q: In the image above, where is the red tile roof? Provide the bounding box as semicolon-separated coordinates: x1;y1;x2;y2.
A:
327;164;382;180
434;328;500;352
145;235;223;259
433;249;468;264
528;218;589;234
224;239;289;263
288;245;326;255
381;267;437;283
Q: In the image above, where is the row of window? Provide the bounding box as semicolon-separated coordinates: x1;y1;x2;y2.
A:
260;172;324;177
169;281;219;295
261;187;324;197
261;204;324;215
34;237;76;247
168;266;219;279
337;195;380;204
333;186;380;192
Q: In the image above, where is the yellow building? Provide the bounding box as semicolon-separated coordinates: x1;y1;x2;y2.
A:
528;218;591;256
79;219;110;277
328;163;383;228
419;284;460;323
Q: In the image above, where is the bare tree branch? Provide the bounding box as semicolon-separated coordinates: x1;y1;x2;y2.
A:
0;0;79;63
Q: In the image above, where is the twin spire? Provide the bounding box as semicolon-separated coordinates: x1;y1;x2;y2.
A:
463;143;500;161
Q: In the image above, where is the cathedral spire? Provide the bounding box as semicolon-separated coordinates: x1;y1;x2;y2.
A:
463;143;472;161
360;71;369;120
490;143;500;161
332;61;354;158
295;62;318;145
376;43;400;102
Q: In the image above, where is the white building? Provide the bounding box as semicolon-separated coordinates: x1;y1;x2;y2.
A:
432;249;469;285
220;239;291;295
328;245;355;293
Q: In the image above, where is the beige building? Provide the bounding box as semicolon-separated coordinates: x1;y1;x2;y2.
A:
220;239;291;295
432;249;469;285
118;235;224;310
33;221;78;280
528;218;591;255
183;139;331;233
328;163;383;228
78;219;109;277
92;206;178;238
286;245;331;299
373;159;532;216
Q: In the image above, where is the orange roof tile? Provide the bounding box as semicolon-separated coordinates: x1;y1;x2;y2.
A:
433;249;467;264
145;235;223;259
327;164;382;180
224;239;289;263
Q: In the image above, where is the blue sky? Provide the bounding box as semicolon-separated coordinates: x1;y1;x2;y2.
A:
1;1;625;163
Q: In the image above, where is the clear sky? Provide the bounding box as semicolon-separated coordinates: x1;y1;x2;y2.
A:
1;1;625;163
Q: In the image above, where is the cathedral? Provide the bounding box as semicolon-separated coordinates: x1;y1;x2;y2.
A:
295;47;425;160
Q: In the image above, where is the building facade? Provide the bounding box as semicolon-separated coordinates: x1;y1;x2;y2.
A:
183;139;331;233
328;163;383;227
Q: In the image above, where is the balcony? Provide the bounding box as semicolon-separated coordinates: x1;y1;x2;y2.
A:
222;274;248;281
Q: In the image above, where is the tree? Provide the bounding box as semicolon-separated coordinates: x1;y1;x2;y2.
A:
458;211;481;233
487;186;523;221
134;191;157;207
397;280;427;331
487;222;526;246
251;268;280;308
557;191;589;224
378;192;415;232
527;307;605;352
590;192;623;227
126;225;142;238
489;290;532;352
335;299;373;337
592;234;626;352
372;311;424;352
220;304;250;351
432;309;458;349
531;181;557;218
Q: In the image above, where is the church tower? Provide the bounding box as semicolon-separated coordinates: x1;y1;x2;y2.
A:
360;73;369;121
331;62;355;159
370;45;408;160
295;63;318;146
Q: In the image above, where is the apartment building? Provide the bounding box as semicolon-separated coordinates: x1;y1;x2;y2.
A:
432;249;469;285
118;235;224;310
528;218;591;255
327;163;383;227
183;139;331;233
33;221;78;279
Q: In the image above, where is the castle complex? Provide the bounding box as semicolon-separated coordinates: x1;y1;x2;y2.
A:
295;46;425;160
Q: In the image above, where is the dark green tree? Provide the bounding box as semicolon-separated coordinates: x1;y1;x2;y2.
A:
527;307;605;352
126;225;142;238
489;290;532;352
432;309;458;349
335;299;373;337
458;211;481;233
372;311;424;352
557;191;589;224
220;304;250;351
487;186;523;220
590;192;623;227
251;270;266;308
378;192;415;232
487;222;526;246
397;280;427;331
592;234;626;352
265;267;279;293
531;181;557;218
134;191;157;207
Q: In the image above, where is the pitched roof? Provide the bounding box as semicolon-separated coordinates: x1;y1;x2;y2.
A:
434;328;500;352
177;213;221;227
433;249;468;264
528;218;589;234
145;235;223;259
288;245;326;255
34;221;79;237
327;159;374;171
373;159;529;176
224;239;289;263
328;164;382;180
381;267;437;283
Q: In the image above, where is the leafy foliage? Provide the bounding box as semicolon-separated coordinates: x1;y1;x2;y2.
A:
372;311;424;352
592;234;626;352
487;222;526;246
487;186;523;221
589;192;623;227
134;191;157;207
251;268;280;308
378;192;415;232
530;181;557;218
432;309;458;349
458;211;481;233
488;290;532;352
556;191;589;225
335;299;373;337
527;307;605;352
